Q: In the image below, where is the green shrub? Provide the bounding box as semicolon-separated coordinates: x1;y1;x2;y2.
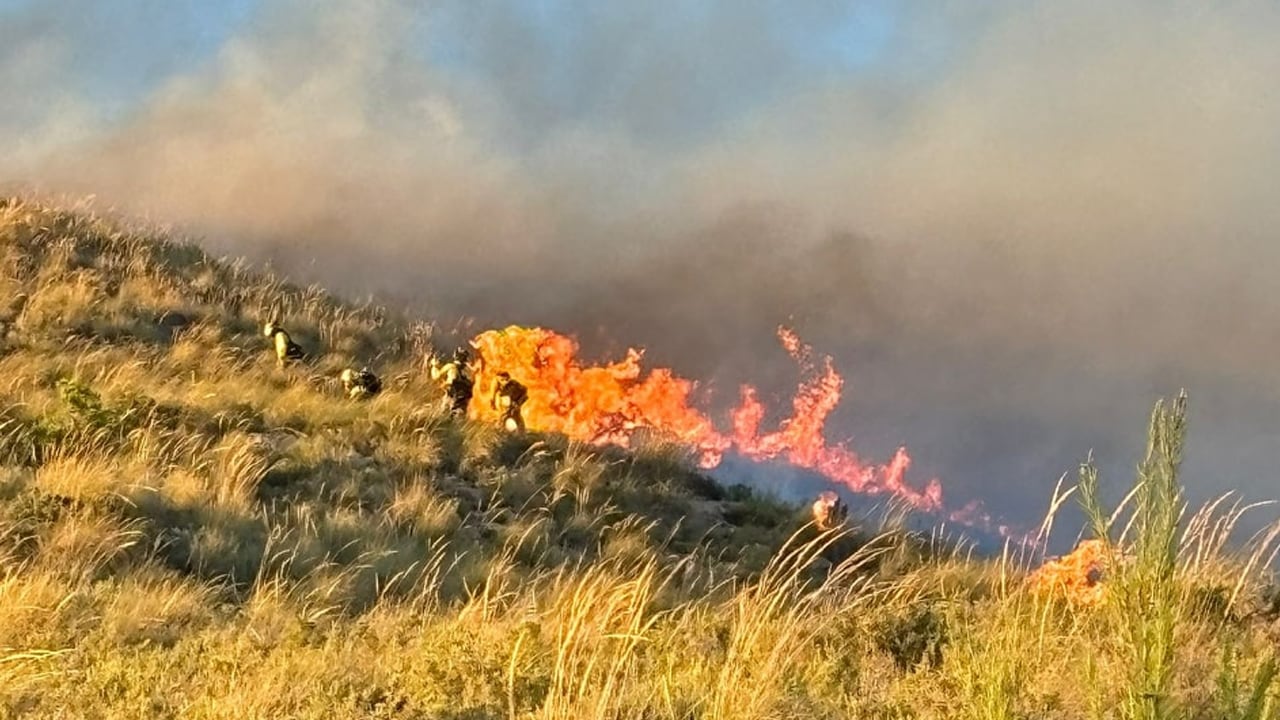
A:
873;601;949;671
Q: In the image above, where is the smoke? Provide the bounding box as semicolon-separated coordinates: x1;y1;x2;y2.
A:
5;0;1280;528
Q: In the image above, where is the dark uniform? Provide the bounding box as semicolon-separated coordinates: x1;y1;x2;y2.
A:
491;371;528;432
341;367;382;399
264;320;305;368
430;348;474;416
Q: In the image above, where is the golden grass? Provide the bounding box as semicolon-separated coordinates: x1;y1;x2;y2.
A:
33;452;147;504
1;197;1278;718
387;478;461;539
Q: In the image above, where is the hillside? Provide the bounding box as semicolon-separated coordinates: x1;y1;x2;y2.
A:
1;197;1279;719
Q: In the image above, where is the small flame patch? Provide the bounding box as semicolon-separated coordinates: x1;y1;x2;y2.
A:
1028;539;1108;606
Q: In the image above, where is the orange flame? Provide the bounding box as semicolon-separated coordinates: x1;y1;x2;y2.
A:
1027;539;1107;606
468;326;727;460
466;325;945;513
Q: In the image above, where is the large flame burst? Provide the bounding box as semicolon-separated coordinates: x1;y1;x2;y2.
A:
466;325;944;512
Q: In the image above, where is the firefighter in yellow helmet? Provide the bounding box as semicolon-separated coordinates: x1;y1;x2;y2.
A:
263;320;305;368
340;367;382;399
491;371;528;432
429;346;474;416
812;490;849;531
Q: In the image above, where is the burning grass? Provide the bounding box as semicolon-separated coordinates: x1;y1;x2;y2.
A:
1;197;1279;718
469;324;944;513
1028;538;1107;606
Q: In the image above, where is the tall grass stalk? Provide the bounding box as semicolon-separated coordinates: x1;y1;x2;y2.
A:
1078;392;1187;720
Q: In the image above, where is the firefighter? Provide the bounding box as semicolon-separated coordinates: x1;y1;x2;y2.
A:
429;347;474;416
340;367;382;399
491;371;528;432
812;490;848;531
263;320;305;368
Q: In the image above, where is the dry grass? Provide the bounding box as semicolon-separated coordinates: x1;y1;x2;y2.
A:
0;197;1278;718
387;478;461;539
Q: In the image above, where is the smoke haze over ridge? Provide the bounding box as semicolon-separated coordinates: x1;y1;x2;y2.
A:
4;0;1280;527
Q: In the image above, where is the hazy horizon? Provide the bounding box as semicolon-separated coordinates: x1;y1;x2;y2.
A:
4;0;1279;532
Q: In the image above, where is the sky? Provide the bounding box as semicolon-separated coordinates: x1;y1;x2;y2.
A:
3;0;1280;535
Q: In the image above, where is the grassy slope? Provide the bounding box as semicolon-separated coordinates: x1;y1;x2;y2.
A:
0;197;1278;719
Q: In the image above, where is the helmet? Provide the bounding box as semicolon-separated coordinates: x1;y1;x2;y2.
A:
453;347;471;362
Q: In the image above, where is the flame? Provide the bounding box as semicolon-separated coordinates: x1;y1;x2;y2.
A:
1027;539;1107;606
468;326;728;461
466;325;945;512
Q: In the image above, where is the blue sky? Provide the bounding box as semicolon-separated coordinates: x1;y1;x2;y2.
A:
2;0;923;151
1;0;257;118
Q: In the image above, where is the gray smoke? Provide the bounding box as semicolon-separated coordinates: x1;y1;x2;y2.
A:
4;0;1280;531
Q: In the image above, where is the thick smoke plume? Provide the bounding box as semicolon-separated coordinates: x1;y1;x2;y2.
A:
4;0;1280;527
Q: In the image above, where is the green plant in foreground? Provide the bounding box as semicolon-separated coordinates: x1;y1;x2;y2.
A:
1213;637;1278;720
1078;391;1186;720
1077;391;1213;720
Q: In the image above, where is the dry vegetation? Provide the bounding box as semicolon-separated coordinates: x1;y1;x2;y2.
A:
1;196;1279;719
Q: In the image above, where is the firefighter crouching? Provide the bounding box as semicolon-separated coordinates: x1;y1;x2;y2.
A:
341;367;382;399
491;371;528;432
812;490;849;531
263;320;306;368
429;347;474;416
